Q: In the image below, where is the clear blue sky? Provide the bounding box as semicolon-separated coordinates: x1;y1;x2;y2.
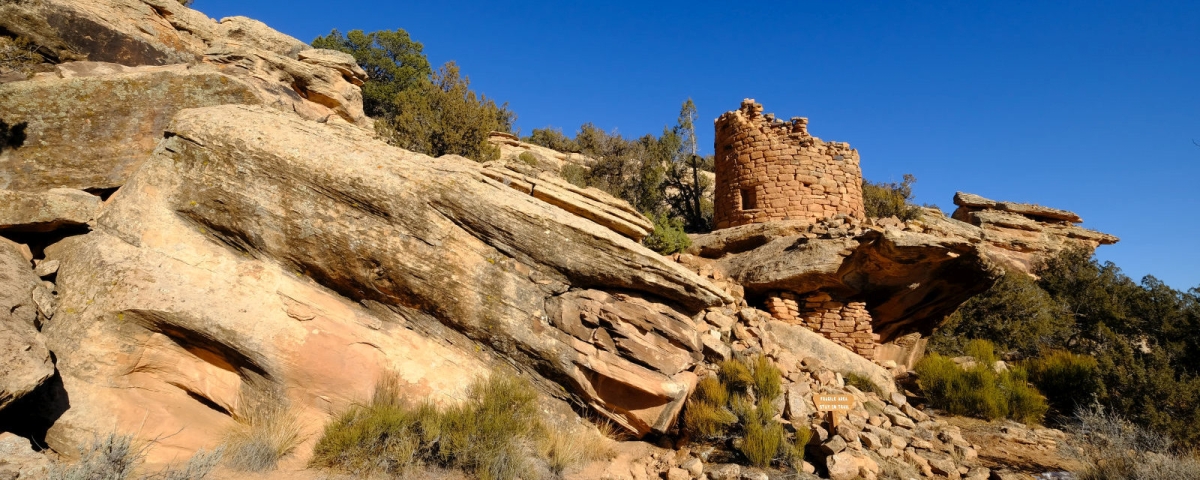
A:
195;0;1200;290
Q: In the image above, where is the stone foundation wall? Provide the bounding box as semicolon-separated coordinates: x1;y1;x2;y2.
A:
713;99;865;229
766;291;877;359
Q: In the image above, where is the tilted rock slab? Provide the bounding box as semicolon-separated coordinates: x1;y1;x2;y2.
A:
40;105;729;461
952;191;1118;274
0;188;100;232
0;238;53;412
481;160;654;241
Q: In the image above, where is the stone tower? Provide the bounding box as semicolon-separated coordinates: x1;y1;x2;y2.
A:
713;99;865;229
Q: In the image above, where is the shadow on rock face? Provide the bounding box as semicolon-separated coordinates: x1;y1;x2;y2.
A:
0;119;27;153
0;369;70;452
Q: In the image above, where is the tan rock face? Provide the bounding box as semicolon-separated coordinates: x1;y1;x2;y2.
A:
951;192;1118;274
39;105;728;461
0;64;262;192
0;0;369;127
0;238;53;412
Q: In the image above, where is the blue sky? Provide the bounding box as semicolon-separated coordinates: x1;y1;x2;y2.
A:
195;0;1200;290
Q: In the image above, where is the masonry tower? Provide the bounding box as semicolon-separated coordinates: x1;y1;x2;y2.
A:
713;99;865;229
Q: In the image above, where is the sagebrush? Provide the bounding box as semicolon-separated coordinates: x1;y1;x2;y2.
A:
915;340;1047;424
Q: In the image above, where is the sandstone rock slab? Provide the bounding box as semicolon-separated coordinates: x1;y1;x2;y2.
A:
0;64;261;191
0;189;100;232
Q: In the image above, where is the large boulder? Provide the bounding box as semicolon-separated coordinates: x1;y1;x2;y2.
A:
764;320;895;396
952;192;1119;274
0;237;53;412
40;105;728;462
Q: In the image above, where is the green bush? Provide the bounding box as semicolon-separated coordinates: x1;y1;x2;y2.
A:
312;30;513;161
517;151;539;168
683;399;738;439
1026;350;1101;416
718;359;753;392
843;372;883;397
683;357;807;470
785;424;813;468
964;339;999;366
524;127;580;153
642;213;691;255
694;376;730;406
559;163;589;188
931;270;1072;358
739;409;785;468
915;342;1047;424
862;174;922;221
384;62;514;161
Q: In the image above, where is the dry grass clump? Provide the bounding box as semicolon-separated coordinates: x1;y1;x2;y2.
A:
0;37;43;77
683;355;808;470
221;390;304;472
311;371;602;480
1066;405;1200;480
47;432;223;480
915;340;1048;424
537;422;614;476
48;433;142;480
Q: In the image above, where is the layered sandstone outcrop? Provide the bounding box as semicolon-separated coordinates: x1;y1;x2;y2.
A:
0;0;367;124
481;159;654;241
0;0;370;192
33;104;726;462
952;192;1118;274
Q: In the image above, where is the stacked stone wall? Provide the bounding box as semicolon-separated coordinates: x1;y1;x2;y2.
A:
766;291;878;359
713;99;865;229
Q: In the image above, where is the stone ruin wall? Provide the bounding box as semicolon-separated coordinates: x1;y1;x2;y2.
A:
713;99;866;230
766;291;878;360
714;99;875;359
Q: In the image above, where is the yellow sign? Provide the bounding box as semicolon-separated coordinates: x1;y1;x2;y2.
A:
813;394;854;411
813;394;855;427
